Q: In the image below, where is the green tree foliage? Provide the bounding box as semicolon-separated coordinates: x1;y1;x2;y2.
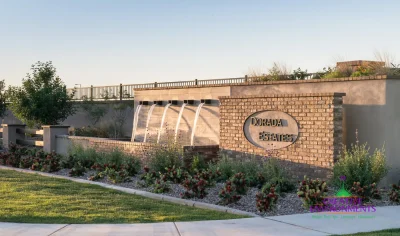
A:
80;96;107;126
0;80;8;118
8;61;75;127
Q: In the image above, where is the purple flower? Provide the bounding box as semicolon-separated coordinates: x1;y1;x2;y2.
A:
339;175;346;182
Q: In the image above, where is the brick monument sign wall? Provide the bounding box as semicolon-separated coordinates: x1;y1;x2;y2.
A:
219;93;345;179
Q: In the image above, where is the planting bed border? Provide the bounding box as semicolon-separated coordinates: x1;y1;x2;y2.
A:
0;165;258;217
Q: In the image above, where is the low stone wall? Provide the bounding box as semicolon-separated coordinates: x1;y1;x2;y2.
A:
55;136;220;166
219;93;345;179
55;135;156;157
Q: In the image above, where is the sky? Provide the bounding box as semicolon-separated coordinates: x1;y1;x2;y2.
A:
1;0;399;88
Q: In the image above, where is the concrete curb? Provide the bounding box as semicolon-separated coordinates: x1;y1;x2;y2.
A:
0;165;259;217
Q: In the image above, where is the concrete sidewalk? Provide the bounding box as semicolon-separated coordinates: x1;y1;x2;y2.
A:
1;206;399;236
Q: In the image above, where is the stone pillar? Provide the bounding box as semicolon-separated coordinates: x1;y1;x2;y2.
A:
1;124;26;148
42;125;70;153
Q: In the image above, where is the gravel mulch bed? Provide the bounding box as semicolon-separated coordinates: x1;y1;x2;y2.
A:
52;169;398;217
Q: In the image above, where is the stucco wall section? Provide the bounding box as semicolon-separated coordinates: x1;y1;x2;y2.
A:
219;93;345;179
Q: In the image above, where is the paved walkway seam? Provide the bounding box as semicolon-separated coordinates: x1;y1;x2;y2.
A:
47;224;70;236
0;165;258;217
262;217;333;235
173;222;182;236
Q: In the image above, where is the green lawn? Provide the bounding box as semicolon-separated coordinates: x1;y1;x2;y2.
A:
0;169;246;224
337;229;400;236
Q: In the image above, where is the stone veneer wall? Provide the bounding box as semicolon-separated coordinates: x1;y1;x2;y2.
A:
55;136;220;164
219;93;345;179
55;135;156;157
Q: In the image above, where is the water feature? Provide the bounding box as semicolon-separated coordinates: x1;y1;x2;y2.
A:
143;103;156;142
190;102;205;146
157;103;171;144
174;103;187;142
131;104;143;142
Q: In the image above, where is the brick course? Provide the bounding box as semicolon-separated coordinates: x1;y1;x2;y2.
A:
219;93;345;179
62;136;156;157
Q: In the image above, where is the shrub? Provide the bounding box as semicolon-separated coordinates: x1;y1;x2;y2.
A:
6;154;22;167
96;148;127;167
351;66;374;77
28;152;61;172
8;143;29;156
0;152;10;165
389;184;400;203
38;152;61;172
97;148;141;176
163;166;188;184
230;172;247;194
89;170;107;181
321;66;352;79
19;156;35;169
7;145;62;173
65;145;100;168
66;145;141;176
208;155;236;181
218;181;241;205
246;173;266;188
181;176;208;199
190;154;207;173
208;154;261;183
196;168;222;187
288;68;308;80
333;142;388;188
3;143;30;167
146;143;183;173
350;182;381;202
256;187;278;212
69;162;86;177
322;70;342;79
260;158;295;192
297;176;328;209
65;145;141;182
153;175;170;193
262;176;296;195
139;166;157;187
123;158;141;176
101;167;131;183
73;126;110;138
208;155;293;190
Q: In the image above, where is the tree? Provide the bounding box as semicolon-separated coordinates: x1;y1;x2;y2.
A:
8;61;76;128
109;102;133;138
80;96;107;126
0;80;7;119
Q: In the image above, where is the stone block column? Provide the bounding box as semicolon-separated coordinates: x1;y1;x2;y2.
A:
2;124;26;148
43;125;70;153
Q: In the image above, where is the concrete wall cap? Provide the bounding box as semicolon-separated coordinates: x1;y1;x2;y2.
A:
42;125;70;128
1;124;26;127
65;135;158;147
